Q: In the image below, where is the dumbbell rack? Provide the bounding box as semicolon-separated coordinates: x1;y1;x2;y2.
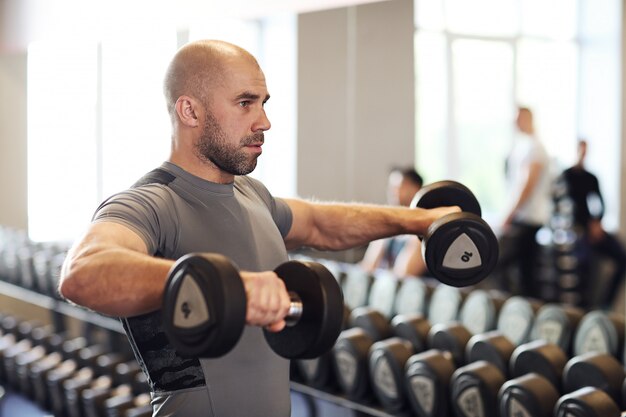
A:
0;278;402;417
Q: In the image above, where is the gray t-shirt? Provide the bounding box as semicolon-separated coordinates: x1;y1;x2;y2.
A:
92;162;294;417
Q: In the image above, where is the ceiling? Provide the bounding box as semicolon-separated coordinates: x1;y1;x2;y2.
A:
0;0;388;52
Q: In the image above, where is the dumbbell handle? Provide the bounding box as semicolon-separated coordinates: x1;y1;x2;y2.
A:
285;292;303;327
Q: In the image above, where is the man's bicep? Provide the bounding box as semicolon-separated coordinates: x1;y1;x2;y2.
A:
79;221;150;255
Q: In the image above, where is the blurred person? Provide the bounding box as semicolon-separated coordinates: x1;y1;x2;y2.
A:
495;106;552;297
561;139;626;309
360;167;429;278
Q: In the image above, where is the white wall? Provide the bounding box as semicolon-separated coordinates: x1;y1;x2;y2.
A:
0;52;28;230
297;0;415;204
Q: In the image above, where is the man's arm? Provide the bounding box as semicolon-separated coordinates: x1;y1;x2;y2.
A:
59;221;174;317
283;199;458;251
60;221;291;330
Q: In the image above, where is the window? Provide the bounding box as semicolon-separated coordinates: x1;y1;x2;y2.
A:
414;0;623;228
27;16;297;242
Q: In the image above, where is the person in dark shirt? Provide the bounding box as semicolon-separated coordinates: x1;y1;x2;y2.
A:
561;139;626;309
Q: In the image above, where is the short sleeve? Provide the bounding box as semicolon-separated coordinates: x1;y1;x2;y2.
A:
92;185;178;256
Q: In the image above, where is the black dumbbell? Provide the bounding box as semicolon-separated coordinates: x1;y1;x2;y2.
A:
530;303;584;355
509;339;568;392
427;321;473;366
410;180;499;287
367;269;401;319
498;372;559;417
294;303;351;389
427;284;469;326
465;331;516;378
332;307;431;404
162;253;344;359
342;265;374;310
394;276;436;316
458;289;507;336
562;351;625;406
554;386;621;417
449;360;506;417
404;349;456;417
496;296;543;346
573;310;624;360
30;351;63;409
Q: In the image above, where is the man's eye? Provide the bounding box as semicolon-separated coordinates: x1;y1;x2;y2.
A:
239;101;250;108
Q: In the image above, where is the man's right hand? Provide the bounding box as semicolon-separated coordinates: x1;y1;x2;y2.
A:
239;270;292;332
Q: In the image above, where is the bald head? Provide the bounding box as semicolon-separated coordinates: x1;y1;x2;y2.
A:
163;40;260;120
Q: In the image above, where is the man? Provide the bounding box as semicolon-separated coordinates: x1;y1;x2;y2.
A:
360;166;428;278
59;40;456;417
561;139;626;309
496;106;551;297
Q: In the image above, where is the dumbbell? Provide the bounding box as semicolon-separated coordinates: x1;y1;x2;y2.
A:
394;276;436;316
503;343;624;415
162;253;344;359
410;180;499;287
498;372;559;417
458;289;507;335
342;265;374;310
332;307;431;405
427;284;469;326
562;351;625;407
530;303;584;355
573;310;624;360
554;386;621;417
294;305;351;389
496;296;543;346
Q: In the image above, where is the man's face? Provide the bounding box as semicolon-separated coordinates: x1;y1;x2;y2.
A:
195;111;263;175
194;57;271;176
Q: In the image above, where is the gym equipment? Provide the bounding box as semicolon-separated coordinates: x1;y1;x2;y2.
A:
342;265;374;310
332;327;374;401
162;253;344;359
427;284;467;325
368;337;414;412
465;331;515;378
449;360;505;417
508;340;567;392
367;269;400;319
391;313;431;354
458;289;506;335
394;276;434;316
404;349;456;417
573;310;624;359
411;180;499;287
496;296;542;346
562;351;625;406
530;303;584;355
427;322;472;366
498;373;559;417
554;386;621;417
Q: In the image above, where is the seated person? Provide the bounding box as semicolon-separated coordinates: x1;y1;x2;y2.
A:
360;167;428;278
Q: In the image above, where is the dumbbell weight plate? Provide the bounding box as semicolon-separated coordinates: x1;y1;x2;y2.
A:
423;214;498;287
412;181;497;287
411;181;482;216
264;261;344;359
162;253;247;358
573;310;624;358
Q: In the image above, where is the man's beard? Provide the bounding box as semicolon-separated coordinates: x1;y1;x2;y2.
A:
194;112;263;176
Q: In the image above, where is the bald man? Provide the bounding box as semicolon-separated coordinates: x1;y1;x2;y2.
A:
59;40;456;417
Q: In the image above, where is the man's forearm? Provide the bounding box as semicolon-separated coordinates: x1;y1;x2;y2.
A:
284;199;454;251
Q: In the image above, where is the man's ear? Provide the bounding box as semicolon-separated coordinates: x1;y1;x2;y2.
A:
175;96;201;128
